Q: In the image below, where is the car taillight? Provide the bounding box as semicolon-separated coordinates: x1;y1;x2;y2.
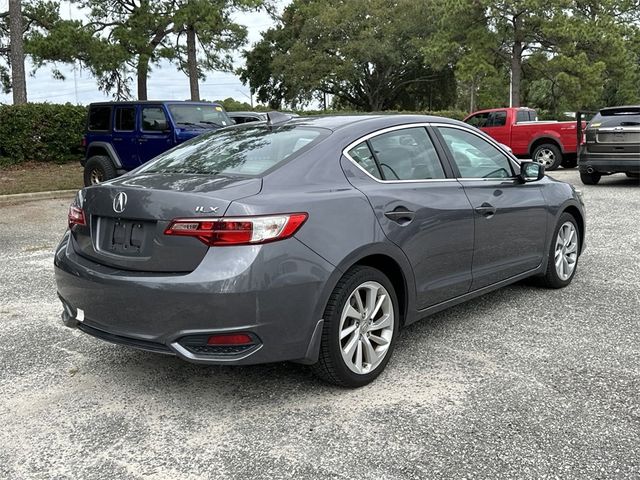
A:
164;213;308;246
80;136;87;148
68;205;86;228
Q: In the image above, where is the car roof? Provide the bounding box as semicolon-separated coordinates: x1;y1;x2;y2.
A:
229;111;266;117
88;101;223;106
271;114;465;132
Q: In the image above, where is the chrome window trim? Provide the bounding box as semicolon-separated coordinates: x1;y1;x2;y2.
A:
342;123;457;184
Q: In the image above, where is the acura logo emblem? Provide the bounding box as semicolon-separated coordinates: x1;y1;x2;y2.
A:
113;192;128;214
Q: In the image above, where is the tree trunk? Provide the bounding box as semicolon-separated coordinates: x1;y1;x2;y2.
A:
186;26;200;101
8;0;27;104
510;17;523;108
137;54;149;100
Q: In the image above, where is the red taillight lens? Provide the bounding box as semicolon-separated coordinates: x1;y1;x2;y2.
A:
68;205;86;228
207;333;253;345
164;213;308;246
80;136;87;148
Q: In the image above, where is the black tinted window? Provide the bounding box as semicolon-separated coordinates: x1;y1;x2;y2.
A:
516;111;529;123
143;126;327;176
466;112;490;128
115;107;136;131
438;127;513;179
488;111;507;127
369;128;445;180
592;107;640;127
348;142;381;179
88;106;111;131
142;107;168;131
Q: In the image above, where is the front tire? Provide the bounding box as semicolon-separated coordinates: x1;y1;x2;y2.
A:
84;155;117;186
580;171;601;185
312;266;399;388
533;143;563;171
539;213;580;289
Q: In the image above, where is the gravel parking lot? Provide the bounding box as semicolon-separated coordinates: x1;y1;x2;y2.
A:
0;169;638;479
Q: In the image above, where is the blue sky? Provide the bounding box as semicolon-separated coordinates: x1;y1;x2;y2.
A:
0;0;280;105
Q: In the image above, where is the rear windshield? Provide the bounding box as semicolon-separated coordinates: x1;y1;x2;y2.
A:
590;107;640;128
142;125;328;176
168;104;232;127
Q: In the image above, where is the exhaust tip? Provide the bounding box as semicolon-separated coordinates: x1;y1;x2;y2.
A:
587;167;594;174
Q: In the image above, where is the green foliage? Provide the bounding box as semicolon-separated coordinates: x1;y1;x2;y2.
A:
213;97;253;111
241;0;456;111
0;103;86;163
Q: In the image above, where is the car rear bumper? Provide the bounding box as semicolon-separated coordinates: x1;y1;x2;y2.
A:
578;148;640;174
54;231;335;365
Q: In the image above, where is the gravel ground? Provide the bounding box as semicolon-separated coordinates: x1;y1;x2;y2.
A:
0;170;638;479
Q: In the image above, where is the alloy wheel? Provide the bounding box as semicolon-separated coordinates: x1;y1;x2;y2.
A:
535;148;556;167
90;168;104;185
554;221;578;281
338;281;394;374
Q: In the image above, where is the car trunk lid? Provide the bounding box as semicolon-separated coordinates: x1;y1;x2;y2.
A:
71;173;262;272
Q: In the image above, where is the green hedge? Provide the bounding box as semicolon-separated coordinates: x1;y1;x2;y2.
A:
0;103;87;165
0;102;466;166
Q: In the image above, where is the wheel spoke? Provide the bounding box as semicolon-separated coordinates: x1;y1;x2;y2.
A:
343;334;358;359
354;340;363;372
345;304;360;320
354;289;365;315
370;294;386;321
370;313;392;331
362;336;378;366
368;333;389;346
340;323;357;340
365;286;377;318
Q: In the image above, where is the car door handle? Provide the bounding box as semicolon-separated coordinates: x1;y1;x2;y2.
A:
112;137;122;142
475;203;496;218
138;138;148;143
384;208;415;225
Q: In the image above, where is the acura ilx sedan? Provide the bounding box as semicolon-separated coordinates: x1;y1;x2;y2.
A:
55;114;586;387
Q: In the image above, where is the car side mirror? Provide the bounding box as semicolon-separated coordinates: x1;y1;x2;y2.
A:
519;161;545;182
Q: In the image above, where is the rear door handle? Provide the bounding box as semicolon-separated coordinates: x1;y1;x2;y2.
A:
475;203;496;218
384;208;415;225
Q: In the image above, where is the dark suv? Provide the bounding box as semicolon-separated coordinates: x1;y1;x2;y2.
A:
578;105;640;184
82;101;232;185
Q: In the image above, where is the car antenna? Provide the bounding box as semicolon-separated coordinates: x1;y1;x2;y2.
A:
266;111;294;127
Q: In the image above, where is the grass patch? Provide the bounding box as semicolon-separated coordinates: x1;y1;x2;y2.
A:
0;161;83;195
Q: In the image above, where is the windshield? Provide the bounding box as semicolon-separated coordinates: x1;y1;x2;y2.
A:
168;104;232;127
141;125;329;176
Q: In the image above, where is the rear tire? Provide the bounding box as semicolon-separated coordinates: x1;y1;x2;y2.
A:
84;155;117;186
533;143;563;171
580;171;601;185
311;266;399;388
538;213;580;289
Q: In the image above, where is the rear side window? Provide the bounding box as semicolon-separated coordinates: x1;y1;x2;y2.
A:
487;111;507;127
88;106;111;131
115;107;136;131
348;142;382;179
369;127;446;180
142;126;328;176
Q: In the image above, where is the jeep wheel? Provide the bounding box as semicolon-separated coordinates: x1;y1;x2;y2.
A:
84;155;117;186
533;143;563;171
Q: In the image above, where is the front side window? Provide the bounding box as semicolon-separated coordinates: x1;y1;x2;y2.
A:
438;127;514;179
142;107;169;132
465;112;490;128
88;106;111;131
168;104;232;127
115;107;136;131
142;125;328;176
368;127;446;180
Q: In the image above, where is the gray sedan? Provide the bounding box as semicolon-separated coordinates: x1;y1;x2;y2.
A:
55;114;586;387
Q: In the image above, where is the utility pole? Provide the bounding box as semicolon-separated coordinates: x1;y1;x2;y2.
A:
9;0;27;104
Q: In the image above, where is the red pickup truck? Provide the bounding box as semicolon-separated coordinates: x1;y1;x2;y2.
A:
463;107;582;170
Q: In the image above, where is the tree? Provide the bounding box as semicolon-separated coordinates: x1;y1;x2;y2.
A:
0;0;62;103
165;0;260;101
241;0;456;111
